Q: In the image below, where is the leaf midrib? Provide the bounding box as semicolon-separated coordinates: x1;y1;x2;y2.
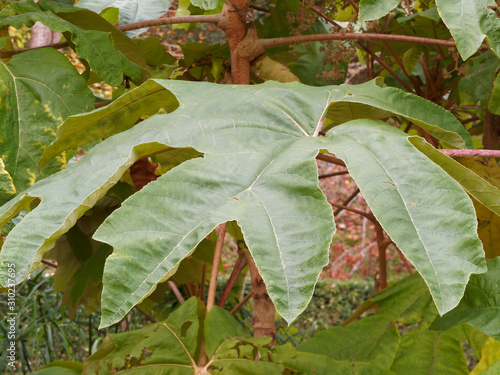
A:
108;149;296;322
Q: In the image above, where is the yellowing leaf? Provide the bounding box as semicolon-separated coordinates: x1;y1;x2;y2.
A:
0;48;94;193
471;337;500;374
253;55;300;83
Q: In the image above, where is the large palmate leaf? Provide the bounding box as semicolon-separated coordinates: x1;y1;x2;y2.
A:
0;47;94;195
390;327;469;374
0;80;485;329
274;345;396;375
83;297;281;374
337;273;486;374
325;79;472;149
458;51;500;104
407;146;500;258
436;0;500;60
457;159;500;259
347;272;437;327
84;297;390;374
40;78;472;170
325;122;485;314
76;0;171;37
299;273;478;374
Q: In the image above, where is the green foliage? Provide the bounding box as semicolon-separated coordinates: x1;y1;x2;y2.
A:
328;121;484;314
431;257;500;340
298;272;492;374
0;268;89;373
83;298;282;374
409;138;500;217
296;279;374;329
435;0;500;60
0;79;486;329
1;0;500;373
0;48;94;199
31;361;83;375
359;0;399;21
0;1;142;86
39;80;179;167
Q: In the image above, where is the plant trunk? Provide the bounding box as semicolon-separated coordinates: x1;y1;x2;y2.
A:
219;0;276;342
242;249;276;343
484;109;500;149
219;0;251;84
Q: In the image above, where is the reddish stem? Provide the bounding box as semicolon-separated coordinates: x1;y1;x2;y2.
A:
319;170;349;179
230;292;254;315
392;243;413;274
374;222;390;290
41;259;57;268
217;252;248;307
316;153;346;167
218;0;251;84
440;149;500;158
136;307;157;323
333;188;360;216
168;281;185;304
305;1;343;29
260;33;469;50
347;0;359;13
329;201;375;222
206;223;228;312
357;42;413;92
382;40;421;94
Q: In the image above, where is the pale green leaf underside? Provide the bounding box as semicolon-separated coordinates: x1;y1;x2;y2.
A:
359;0;400;21
324;122;486;314
41;78;471;170
0;48;94;194
326;80;472;149
0;81;484;329
191;0;219;11
436;0;500;60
